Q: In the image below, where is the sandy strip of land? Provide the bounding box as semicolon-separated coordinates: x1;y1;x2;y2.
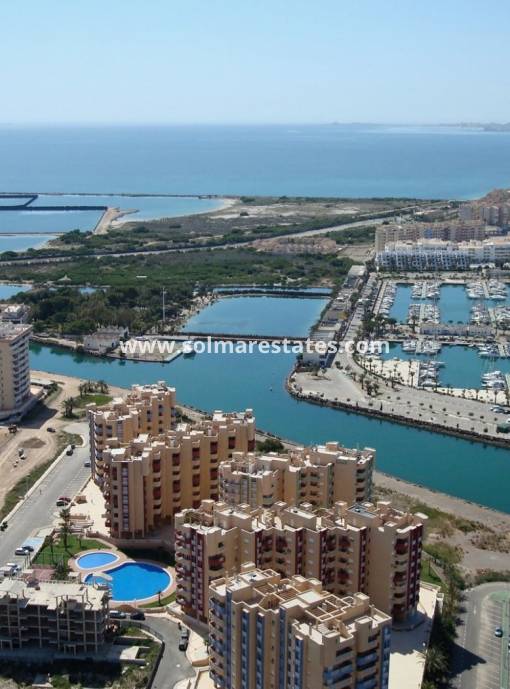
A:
94;207;136;234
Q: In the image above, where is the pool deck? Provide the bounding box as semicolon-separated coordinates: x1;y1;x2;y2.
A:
69;547;175;608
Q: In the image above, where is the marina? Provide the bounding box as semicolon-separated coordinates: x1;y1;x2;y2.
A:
382;280;510;325
382;342;510;390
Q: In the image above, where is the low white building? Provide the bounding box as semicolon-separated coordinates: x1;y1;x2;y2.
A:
376;237;510;272
83;325;129;354
1;304;29;324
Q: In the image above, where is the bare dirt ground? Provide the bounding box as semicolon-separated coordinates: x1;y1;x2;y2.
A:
116;196;425;244
374;479;510;577
338;243;375;262
0;372;125;513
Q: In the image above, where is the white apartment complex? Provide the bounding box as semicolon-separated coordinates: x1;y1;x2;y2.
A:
376;237;510;271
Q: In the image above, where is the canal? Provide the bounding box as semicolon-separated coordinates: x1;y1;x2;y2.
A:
30;342;510;514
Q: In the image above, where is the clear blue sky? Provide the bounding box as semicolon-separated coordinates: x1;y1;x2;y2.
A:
1;0;508;124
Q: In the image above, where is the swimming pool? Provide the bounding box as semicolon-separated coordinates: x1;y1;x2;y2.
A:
76;551;119;569
85;561;171;601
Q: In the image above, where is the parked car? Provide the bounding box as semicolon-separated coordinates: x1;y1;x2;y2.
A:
47;427;56;433
58;496;71;503
83;461;91;468
5;563;21;573
495;627;503;637
18;448;25;458
56;499;68;507
179;628;190;651
109;610;127;620
21;544;34;552
14;547;29;556
66;448;74;456
130;611;145;620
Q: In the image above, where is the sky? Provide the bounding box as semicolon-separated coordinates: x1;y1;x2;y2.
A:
1;0;509;125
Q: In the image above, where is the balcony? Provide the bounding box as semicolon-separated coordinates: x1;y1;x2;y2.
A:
395;541;409;556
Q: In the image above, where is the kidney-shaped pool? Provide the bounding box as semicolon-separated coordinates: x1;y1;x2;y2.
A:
85;561;172;602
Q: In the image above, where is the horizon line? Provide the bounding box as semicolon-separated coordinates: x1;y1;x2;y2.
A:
0;120;505;128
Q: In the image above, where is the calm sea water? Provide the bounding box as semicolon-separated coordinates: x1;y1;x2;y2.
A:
30;342;510;513
0;283;31;299
0;194;221;237
1;125;510;199
0;234;55;252
182;296;328;337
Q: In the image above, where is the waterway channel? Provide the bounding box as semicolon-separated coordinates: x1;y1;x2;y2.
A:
30;342;510;514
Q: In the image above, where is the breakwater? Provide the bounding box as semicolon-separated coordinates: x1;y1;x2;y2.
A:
286;374;510;449
0;192;107;212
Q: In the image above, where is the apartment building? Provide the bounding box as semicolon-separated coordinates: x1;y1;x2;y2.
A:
101;411;255;539
374;221;487;253
175;499;424;623
208;565;391;689
480;203;510;227
219;442;374;509
376;237;510;271
0;323;33;421
0;579;109;654
88;382;176;483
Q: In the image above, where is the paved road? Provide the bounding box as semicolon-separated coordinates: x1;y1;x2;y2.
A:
453;583;510;689
0;422;90;567
0;203;446;267
124;617;194;689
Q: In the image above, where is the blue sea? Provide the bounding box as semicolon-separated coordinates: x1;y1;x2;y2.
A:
0;124;509;199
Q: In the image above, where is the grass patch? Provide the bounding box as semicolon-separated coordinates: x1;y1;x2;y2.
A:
423;542;462;566
74;393;112;408
420;559;444;589
34;534;108;566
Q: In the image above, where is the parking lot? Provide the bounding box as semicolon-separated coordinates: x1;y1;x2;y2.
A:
454;584;510;689
475;593;510;689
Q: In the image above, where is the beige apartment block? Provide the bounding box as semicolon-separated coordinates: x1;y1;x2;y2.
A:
219;442;374;509
374;220;487;252
0;579;109;654
101;411;255;539
208;565;391;689
0;323;32;421
88;382;177;482
175;499;423;623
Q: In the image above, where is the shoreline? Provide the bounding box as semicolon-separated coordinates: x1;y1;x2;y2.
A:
30;368;510;525
110;195;238;228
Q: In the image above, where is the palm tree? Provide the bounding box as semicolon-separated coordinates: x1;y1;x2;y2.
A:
97;380;109;394
59;508;73;551
424;646;448;683
63;397;75;418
